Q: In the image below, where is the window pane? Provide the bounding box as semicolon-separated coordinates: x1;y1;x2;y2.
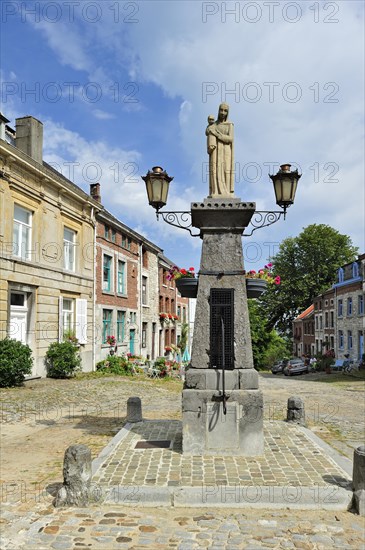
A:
117;311;125;342
10;293;25;306
103;256;112;291
64;228;74;242
14;205;30;225
118;261;125;294
13;223;20;256
62;299;74;332
103;309;112;343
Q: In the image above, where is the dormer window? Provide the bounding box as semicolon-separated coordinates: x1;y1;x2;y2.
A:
352;262;359;278
338;267;344;283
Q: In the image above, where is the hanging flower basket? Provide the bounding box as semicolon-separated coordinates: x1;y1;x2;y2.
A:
246;278;267;299
175;277;198;298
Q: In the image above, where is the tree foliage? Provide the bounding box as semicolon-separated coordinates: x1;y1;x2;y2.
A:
260;224;357;335
178;323;189;353
248;300;290;369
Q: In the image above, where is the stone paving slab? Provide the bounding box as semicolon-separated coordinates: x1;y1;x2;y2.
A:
91;420;353;510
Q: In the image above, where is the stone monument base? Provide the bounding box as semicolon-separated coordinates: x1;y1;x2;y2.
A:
182;369;264;456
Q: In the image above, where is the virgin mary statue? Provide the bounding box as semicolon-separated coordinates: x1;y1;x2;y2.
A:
205;103;234;197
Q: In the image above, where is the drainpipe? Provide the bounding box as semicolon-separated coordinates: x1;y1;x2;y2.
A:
139;242;143;356
91;206;96;371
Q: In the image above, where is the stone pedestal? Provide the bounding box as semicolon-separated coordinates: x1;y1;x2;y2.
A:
182;199;264;456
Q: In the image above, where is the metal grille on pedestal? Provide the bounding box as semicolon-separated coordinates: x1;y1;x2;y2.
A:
210;289;234;369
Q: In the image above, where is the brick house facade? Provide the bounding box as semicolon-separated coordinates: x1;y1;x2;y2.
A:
293;305;315;357
158;255;189;357
94;200;162;363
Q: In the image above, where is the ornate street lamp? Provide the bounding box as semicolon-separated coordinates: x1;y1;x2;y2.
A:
142;166;173;213
142;162;301;236
270;164;301;219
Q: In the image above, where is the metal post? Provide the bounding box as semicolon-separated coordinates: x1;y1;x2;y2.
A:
221;316;227;415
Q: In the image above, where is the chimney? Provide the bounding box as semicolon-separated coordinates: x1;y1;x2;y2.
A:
90;183;101;202
0;113;10;141
15;116;43;164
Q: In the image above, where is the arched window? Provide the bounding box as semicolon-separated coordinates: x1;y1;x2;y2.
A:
338;267;344;283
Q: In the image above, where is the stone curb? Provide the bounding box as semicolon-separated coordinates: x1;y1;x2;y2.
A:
99;483;352;510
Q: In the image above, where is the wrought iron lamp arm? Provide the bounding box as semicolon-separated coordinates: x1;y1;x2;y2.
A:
156;208;287;237
243;210;286;237
156;210;200;237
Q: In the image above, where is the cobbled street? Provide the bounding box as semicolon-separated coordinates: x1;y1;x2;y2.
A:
1;371;364;549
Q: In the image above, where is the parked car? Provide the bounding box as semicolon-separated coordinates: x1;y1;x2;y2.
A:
283;358;308;376
271;360;288;374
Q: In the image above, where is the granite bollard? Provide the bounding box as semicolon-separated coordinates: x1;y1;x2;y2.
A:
54;444;92;507
127;397;142;422
352;445;365;515
286;396;306;426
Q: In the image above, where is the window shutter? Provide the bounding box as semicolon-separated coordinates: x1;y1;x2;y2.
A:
59;296;63;342
76;298;87;344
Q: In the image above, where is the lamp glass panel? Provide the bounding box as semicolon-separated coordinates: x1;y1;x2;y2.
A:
275;177;297;204
281;177;294;202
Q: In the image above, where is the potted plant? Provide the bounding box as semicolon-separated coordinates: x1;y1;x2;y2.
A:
159;312;169;324
167;266;198;298
244;263;280;299
63;329;79;347
106;335;117;356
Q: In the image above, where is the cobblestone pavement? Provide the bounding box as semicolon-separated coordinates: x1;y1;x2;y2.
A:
93;420;349;490
1;371;364;548
1;505;365;549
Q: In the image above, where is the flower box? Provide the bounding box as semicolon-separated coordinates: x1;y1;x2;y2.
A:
176;277;198;298
246;278;267;299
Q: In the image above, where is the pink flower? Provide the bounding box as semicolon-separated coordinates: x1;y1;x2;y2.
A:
274;276;281;285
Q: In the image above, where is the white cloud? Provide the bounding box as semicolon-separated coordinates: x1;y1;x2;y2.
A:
92;109;115;120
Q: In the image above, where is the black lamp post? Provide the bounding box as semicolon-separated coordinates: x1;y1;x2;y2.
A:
142;166;173;214
270;164;301;219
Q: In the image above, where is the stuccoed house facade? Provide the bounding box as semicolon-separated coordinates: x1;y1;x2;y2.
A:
333;254;364;362
0;115;102;377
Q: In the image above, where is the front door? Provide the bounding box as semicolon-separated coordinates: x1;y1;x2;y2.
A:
129;329;135;355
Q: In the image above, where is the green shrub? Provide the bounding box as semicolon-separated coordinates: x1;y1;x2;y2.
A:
46;341;81;378
96;355;133;376
0;338;33;387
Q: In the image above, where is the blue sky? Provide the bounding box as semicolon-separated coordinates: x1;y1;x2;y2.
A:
1;0;364;271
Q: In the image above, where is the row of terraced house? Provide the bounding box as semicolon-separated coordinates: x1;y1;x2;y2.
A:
0;114;191;377
293;254;365;361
